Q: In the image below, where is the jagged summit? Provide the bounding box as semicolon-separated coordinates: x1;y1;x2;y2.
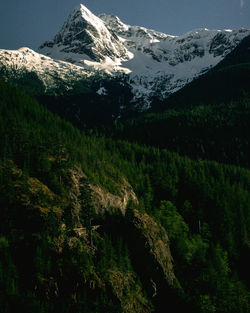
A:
99;13;171;40
39;3;131;65
70;3;108;33
75;3;94;15
99;14;130;35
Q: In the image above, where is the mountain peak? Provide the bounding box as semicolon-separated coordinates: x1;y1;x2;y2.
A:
76;3;96;16
77;3;88;10
39;3;130;63
69;3;104;30
73;3;89;13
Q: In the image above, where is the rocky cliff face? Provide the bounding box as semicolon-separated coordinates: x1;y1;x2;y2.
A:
60;165;181;310
39;4;131;65
3;159;178;312
58;165;178;306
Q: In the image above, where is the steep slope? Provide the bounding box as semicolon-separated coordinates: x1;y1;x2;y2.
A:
0;80;250;312
108;35;250;167
151;33;250;110
100;14;250;103
39;4;132;73
214;32;250;67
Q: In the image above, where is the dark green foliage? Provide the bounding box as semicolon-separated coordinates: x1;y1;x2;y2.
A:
109;96;250;167
38;75;134;128
0;69;46;96
0;80;250;312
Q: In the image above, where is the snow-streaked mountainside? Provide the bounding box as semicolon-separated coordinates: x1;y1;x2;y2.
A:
0;47;94;93
100;15;250;101
1;3;250;107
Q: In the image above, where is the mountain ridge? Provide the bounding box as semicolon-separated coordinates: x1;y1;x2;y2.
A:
38;3;250;105
0;3;250;109
106;34;250;167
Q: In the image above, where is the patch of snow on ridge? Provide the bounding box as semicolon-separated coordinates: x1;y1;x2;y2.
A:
97;87;108;95
0;47;92;92
84;56;132;75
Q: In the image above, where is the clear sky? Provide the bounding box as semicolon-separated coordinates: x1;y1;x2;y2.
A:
0;0;249;50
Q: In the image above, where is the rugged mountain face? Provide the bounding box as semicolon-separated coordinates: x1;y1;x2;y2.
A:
38;4;250;105
39;4;132;72
99;14;250;103
0;3;250;108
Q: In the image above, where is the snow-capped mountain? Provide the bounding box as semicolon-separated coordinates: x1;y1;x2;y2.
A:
39;4;133;74
99;14;250;103
1;3;250;107
0;47;93;93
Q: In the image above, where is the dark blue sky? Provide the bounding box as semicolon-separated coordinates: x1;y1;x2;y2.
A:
0;0;249;50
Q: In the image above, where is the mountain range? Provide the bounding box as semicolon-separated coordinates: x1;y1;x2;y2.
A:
0;3;250;110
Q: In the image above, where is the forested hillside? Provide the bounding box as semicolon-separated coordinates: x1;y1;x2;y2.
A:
110;95;250;167
0;80;249;312
108;35;250;168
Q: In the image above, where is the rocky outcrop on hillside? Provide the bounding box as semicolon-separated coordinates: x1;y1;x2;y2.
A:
13;158;178;311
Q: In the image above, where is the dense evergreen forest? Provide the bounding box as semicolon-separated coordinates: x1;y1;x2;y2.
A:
107;35;250;169
109;94;250;167
0;78;250;313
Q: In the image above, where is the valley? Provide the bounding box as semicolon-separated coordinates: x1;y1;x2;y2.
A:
0;3;250;313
